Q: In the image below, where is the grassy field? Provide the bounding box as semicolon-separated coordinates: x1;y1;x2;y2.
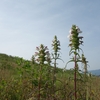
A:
0;53;100;100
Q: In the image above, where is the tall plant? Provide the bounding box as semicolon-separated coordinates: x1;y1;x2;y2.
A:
67;25;83;100
82;54;89;100
51;35;61;99
34;44;51;100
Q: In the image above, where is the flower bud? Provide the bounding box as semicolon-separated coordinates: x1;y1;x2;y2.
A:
68;25;83;50
34;44;51;64
52;35;61;53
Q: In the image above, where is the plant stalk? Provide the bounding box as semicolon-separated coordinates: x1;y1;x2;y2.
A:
74;51;77;100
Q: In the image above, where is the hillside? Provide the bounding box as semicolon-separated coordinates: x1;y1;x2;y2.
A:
0;53;18;69
0;53;100;100
0;53;69;73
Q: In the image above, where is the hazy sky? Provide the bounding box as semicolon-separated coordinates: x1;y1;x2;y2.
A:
0;0;100;70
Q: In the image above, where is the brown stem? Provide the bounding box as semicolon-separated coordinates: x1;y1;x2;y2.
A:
52;56;57;100
38;80;40;100
38;65;42;100
74;52;77;100
53;58;56;84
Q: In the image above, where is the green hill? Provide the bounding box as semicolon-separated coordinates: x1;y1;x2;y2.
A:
0;53;18;69
0;53;69;74
0;53;100;100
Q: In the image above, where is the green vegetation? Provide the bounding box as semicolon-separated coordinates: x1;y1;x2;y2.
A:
0;53;100;100
0;25;100;100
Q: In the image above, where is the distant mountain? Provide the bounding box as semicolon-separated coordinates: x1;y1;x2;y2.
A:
89;69;100;76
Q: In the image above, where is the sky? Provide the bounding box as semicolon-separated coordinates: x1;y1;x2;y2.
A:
0;0;100;70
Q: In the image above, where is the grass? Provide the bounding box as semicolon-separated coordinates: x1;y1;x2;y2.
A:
0;53;100;100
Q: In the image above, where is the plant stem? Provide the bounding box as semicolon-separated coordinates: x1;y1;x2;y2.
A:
38;65;42;100
38;80;40;100
74;51;77;100
53;54;57;100
53;58;56;84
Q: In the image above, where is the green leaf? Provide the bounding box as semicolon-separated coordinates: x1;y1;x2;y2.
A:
76;60;82;63
64;59;74;70
78;48;84;54
69;51;75;56
57;58;64;63
75;52;81;58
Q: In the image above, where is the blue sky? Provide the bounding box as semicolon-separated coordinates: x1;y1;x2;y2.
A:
0;0;100;70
